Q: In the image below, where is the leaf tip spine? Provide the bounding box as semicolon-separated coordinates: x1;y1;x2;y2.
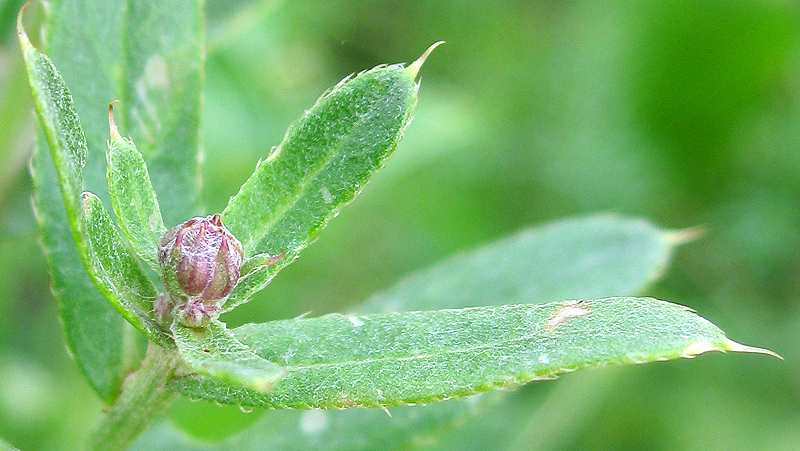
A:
406;41;445;79
108;100;122;140
17;1;33;50
722;338;782;360
665;226;705;247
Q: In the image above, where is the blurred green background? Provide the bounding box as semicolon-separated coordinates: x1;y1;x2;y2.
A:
1;0;798;449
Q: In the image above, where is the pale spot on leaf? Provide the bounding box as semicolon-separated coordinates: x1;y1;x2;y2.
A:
348;315;365;327
145;56;169;89
300;409;328;435
546;301;590;331
538;354;550;365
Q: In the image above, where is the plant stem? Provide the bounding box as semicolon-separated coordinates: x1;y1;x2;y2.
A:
86;342;181;451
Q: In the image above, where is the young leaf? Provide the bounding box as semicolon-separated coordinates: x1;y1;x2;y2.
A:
171;298;774;408
82;192;172;347
22;5;137;401
358;214;682;313
23;0;204;400
171;320;285;393
219;44;441;312
106;102;166;271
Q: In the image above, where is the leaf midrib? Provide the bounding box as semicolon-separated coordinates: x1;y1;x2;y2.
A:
231;88;384;256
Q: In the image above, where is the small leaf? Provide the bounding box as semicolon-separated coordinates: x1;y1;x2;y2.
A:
82;192;172;347
18;4;86;230
106;102;166;271
171;297;774;408
219;44;438;311
171;320;285;393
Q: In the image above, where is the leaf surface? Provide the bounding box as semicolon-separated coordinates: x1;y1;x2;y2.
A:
106;105;166;271
82;192;172;346
21;4;135;400
171;320;285;393
219;47;434;312
22;0;204;399
173;298;769;409
358;214;679;313
121;0;204;226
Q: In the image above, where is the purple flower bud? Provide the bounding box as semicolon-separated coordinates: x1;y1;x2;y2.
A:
158;214;244;305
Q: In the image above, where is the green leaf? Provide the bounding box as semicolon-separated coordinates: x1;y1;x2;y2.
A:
18;6;86;232
172;298;773;408
121;1;204;226
22;5;136;401
20;8;170;347
138;214;690;449
219;44;441;312
358;214;681;313
82;192;172;347
22;0;204;400
171;320;285;393
106;103;166;271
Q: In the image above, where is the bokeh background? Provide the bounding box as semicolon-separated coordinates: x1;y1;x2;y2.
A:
1;0;799;449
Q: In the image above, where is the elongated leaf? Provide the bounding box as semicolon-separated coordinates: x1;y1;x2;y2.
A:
20;13;170;346
82;192;172;347
219;44;441;312
18;7;86;232
122;0;203;226
22;7;134;401
171;320;285;393
172;298;772;408
24;0;204;400
106;103;166;271
139;214;684;449
359;214;680;313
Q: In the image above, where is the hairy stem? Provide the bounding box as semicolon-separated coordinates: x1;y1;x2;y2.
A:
86;342;181;451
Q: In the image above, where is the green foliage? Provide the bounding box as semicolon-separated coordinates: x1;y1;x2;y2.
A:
22;6;141;400
106;108;166;271
13;0;781;450
220;60;423;312
132;210;763;451
358;215;677;312
82;192;171;347
174;298;766;409
171;320;284;393
120;1;203;226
